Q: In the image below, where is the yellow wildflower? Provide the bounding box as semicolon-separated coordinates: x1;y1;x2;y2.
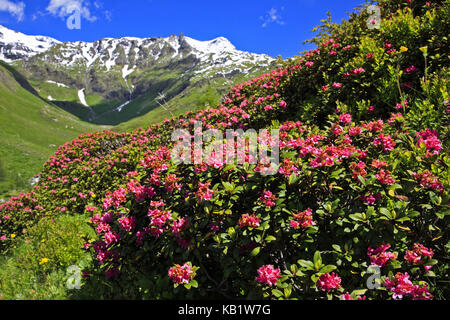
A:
39;258;49;265
419;46;428;54
10;234;16;239
400;46;408;53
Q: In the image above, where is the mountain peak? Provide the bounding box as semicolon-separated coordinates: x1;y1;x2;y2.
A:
0;25;272;67
0;25;60;62
184;36;237;55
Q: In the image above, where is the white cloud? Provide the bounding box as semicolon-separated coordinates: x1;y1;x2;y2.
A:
104;10;111;22
46;0;96;22
0;0;25;21
93;1;102;9
260;7;285;28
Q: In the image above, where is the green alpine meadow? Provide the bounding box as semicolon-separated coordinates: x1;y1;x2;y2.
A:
0;0;448;301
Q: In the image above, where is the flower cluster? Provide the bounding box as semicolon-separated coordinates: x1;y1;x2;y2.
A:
197;181;214;201
316;273;342;292
168;262;196;285
383;272;433;300
290;208;315;229
415;129;442;155
367;243;397;267
256;265;282;287
405;243;434;266
412;171;444;191
260;190;277;207
238;214;261;229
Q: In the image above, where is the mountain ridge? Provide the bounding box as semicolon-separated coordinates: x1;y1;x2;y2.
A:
1;24;276;126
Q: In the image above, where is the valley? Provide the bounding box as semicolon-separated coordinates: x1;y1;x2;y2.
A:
0;25;276;198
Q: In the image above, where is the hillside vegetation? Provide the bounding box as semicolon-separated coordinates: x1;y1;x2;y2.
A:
14;34;275;126
0;62;104;199
0;0;448;300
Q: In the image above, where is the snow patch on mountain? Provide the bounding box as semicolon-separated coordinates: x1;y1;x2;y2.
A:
116;100;130;112
46;80;69;88
184;36;236;56
78;89;89;107
122;64;135;79
0;25;60;62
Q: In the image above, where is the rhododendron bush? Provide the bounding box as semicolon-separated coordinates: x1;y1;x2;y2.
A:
0;0;448;300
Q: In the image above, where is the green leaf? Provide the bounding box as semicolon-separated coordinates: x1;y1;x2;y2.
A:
427;259;438;266
349;213;365;222
250;246;261;257
313;251;322;270
429;192;442;205
319;265;337;274
357;175;366;186
272;289;283;298
290;264;298;275
351;289;368;296
380;208;394;220
297;259;314;270
284;287;292;298
222;181;235;193
227;227;236;237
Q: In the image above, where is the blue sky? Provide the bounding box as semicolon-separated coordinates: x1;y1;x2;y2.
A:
0;0;366;58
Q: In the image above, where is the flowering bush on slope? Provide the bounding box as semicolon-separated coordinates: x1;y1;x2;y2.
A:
0;0;448;300
72;111;447;299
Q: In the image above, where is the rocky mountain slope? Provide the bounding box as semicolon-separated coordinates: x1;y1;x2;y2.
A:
0;25;60;62
1;25;275;125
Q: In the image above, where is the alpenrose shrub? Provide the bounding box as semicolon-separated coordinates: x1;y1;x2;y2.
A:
0;0;448;300
78;111;448;300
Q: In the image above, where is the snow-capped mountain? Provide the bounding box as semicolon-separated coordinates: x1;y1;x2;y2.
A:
0;25;276;125
27;33;273;77
0;25;60;62
1;24;272;76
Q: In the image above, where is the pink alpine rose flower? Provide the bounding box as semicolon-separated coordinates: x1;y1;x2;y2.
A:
168;262;196;285
290;208;316;229
339;113;352;124
260;190;277;207
367;243;397;267
317;273;342;292
238;214;261;229
256;265;282;286
118;216;136;232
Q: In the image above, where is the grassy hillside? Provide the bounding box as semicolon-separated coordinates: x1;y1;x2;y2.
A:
0;62;106;199
28;65;278;128
115;73;259;131
0;57;275;199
